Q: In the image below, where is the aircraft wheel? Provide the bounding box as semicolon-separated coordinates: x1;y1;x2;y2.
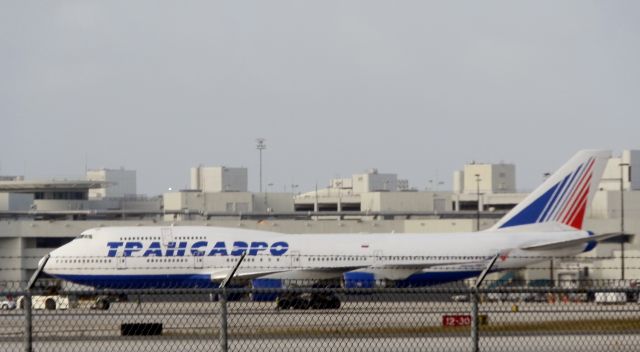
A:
96;299;110;310
276;298;291;310
328;296;341;309
45;298;56;310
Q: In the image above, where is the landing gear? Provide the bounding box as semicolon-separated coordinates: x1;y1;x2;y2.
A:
91;297;111;310
276;292;341;310
310;292;341;309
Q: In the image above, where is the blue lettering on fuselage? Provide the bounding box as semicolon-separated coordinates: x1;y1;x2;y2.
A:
248;241;268;256
106;242;123;257
106;240;289;257
208;241;228;256
191;241;208;256
143;242;163;257
123;242;143;257
165;242;188;257
270;241;289;256
230;241;248;256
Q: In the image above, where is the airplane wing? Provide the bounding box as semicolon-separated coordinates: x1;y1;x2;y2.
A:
519;232;625;251
210;265;367;282
210;258;498;283
210;269;289;281
372;259;489;270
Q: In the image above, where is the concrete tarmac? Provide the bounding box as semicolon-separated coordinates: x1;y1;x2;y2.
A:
1;300;639;351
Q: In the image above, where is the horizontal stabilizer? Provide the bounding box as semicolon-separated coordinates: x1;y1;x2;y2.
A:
520;232;624;251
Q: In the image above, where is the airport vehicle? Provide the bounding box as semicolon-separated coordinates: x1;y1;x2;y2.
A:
595;292;627;304
42;150;618;307
17;295;70;310
595;281;632;304
1;296;16;310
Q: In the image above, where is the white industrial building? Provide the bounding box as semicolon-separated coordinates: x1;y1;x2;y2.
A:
190;166;248;193
293;169;445;213
451;161;525;212
165;165;293;220
1;151;640;286
87;168;137;199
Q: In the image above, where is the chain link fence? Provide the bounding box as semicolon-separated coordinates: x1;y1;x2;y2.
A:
2;280;640;352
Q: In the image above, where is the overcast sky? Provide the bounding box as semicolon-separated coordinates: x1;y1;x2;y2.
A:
2;1;639;196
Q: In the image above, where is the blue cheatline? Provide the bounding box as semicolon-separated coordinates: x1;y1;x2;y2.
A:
343;271;483;288
398;271;482;287
53;274;216;289
251;278;283;301
56;270;506;290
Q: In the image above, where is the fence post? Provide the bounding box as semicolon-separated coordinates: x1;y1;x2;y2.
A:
470;289;479;352
219;288;229;352
23;292;32;352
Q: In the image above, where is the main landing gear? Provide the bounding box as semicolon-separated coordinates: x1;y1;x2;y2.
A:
276;291;341;310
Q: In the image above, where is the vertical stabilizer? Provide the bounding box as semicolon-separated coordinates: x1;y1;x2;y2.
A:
490;150;611;231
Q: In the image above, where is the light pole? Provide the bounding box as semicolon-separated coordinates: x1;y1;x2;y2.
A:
620;162;629;280
475;174;481;232
256;138;266;193
266;182;274;212
336;180;343;212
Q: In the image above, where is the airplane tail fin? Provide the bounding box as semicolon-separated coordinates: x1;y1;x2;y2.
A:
489;150;611;231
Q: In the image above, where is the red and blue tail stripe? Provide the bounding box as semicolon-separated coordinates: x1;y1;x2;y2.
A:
500;157;595;230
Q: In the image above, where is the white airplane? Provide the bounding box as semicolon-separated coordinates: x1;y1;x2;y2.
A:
43;150;617;289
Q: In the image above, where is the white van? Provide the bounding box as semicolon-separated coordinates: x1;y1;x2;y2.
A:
595;292;627;304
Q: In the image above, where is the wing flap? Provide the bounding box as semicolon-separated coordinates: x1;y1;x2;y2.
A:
210;269;289;281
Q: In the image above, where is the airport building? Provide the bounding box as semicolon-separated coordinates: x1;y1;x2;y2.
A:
1;151;640;286
86;168;137;199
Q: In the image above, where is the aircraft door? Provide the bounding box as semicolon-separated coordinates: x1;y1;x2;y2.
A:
374;250;384;266
289;251;301;270
116;254;126;270
161;227;173;247
194;256;204;269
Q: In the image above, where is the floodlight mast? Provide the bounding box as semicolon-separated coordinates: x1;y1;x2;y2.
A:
256;138;267;193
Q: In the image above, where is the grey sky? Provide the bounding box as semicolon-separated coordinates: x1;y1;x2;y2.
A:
2;1;639;195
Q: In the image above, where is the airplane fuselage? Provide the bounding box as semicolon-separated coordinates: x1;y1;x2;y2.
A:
44;226;592;288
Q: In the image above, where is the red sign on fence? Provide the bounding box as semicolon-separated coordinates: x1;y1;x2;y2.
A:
442;315;488;327
442;315;472;327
